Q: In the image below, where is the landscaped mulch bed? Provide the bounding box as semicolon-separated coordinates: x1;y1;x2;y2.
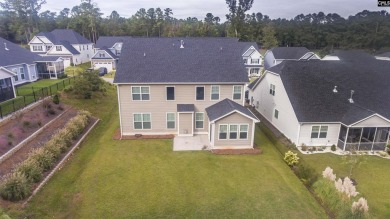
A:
0;102;70;156
0;108;79;177
112;129;174;140
0;115;98;208
211;148;262;155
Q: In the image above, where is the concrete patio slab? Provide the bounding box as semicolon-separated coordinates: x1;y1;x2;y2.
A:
173;135;210;151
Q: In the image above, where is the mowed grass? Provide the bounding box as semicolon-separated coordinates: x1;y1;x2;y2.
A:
17;85;326;218
65;62;91;77
302;153;390;218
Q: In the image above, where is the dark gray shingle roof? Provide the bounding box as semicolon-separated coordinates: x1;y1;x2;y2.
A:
376;52;390;58
60;41;80;55
240;42;259;55
91;47;117;60
0;37;40;66
95;36;130;48
114;37;248;84
268;55;390;125
37;29;92;44
270;47;311;60
177;104;195;112
206;98;259;122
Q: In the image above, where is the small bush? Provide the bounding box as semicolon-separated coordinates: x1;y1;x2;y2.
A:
37;120;42;127
43;141;62;159
322;167;336;181
7;133;13;139
378;151;388;157
48;109;56;115
284;151;299;166
63;85;74;93
0;172;31;201
52;94;60;105
84;92;92;99
58;74;68;79
57;105;64;111
15;159;43;183
293;164;319;187
331;144;336;151
8;141;12;147
301;144;308;151
23;121;31;128
29;148;55;171
352;197;369;218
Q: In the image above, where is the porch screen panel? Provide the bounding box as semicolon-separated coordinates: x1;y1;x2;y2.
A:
0;78;15;102
360;127;376;150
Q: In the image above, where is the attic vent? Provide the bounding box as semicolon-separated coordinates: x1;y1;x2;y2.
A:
4;43;9;51
144;52;146;57
333;86;338;93
173;43;175;47
220;47;223;50
180;40;184;49
348;90;354;103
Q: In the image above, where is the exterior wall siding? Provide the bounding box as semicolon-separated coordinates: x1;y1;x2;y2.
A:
118;84;245;135
249;72;300;144
352;115;390;127
213;112;253;148
4;64;36;86
298;123;341;146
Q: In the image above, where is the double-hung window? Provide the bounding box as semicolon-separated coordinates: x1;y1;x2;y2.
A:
132;86;150;100
166;87;175;100
251;59;260;64
20;68;25;80
166;113;175;129
239;125;249;139
211;85;219;100
311;126;328;138
270;84;275;96
134;113;151;129
196;86;204;100
229;125;238;139
219;125;228;139
195;112;204;129
274;109;279;119
56;46;62;51
233;85;242;100
12;69;18;81
250;68;259;74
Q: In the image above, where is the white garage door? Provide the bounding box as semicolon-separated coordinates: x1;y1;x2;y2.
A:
93;62;113;71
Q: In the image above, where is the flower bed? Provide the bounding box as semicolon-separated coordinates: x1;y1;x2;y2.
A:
0;111;91;201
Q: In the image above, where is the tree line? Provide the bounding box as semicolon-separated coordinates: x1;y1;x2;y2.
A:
1;0;389;52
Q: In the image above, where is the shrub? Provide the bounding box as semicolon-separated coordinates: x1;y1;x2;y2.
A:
0;172;31;201
378;151;388;157
63;85;74;93
284;151;299;166
29;148;55;171
43;141;62;160
57;105;64;111
58;74;68;79
293;163;319;187
352;197;369;217
48;109;56;115
301;144;308;151
7;133;13;139
23;121;30;128
15;159;43;183
331;144;336;151
322;167;336;181
52;94;60;105
37;120;42;127
8;141;12;147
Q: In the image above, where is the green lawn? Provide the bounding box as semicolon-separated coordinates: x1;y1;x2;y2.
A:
302;153;390;218
16;79;63;96
14;85;326;218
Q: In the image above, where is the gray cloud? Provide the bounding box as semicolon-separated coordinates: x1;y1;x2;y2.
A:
41;0;389;20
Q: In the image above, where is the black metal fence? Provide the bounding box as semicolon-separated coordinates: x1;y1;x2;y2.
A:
0;77;77;119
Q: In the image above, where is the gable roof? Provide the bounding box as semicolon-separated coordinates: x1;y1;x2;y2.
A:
240;42;259;55
269;47;311;60
95;36;130;48
60;41;81;55
206;98;259;122
0;37;40;66
37;29;92;44
267;54;390;125
114;37;249;84
326;50;376;62
91;47;117;60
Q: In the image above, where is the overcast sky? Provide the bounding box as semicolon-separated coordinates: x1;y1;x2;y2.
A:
41;0;389;20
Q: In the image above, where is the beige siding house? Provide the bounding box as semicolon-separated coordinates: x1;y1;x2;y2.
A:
114;38;259;150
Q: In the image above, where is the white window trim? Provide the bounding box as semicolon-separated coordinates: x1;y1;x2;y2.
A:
195;86;205;101
270;84;275;96
210;85;220;101
195;112;204;129
166;112;176;129
133;113;152;130
232;85;242;100
166;86;175;101
310;125;328;139
218;123;250;140
131;86;151;101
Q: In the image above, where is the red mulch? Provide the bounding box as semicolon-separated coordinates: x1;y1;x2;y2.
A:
211;146;262;155
112;129;174;140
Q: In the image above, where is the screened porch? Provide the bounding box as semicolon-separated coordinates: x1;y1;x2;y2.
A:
337;125;390;151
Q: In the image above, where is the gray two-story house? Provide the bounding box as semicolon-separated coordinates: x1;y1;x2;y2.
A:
114;38;259;150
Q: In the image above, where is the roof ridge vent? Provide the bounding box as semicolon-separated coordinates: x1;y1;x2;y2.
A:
333;86;338;93
144;52;146;57
4;43;9;51
348;90;354;103
180;40;184;49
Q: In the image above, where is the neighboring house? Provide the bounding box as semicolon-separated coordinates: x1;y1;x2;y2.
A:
263;47;320;69
91;36;130;71
114;38;259;150
241;42;263;77
375;52;390;61
248;51;390;152
0;67;16;103
90;47;118;71
28;29;94;67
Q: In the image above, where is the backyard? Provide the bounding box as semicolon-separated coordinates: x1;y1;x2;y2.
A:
11;85;327;218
